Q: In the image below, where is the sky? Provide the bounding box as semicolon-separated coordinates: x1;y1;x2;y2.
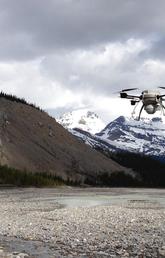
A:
1;0;165;122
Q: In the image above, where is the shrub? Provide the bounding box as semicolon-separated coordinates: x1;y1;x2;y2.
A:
0;165;65;187
0;91;43;112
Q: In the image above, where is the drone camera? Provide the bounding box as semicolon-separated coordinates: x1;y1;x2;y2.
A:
131;100;136;105
120;92;127;98
157;95;160;99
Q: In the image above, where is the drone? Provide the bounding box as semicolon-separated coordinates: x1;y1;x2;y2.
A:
119;87;165;120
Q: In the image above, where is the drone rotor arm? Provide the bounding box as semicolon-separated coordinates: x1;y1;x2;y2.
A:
121;88;139;92
159;94;165;98
124;94;141;100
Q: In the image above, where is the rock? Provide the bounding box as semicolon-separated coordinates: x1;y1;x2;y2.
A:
158;248;165;258
38;122;43;127
0;188;164;257
49;131;53;137
17;253;29;258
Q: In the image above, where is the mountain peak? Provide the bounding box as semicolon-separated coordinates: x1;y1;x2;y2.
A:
57;109;105;134
97;115;165;156
112;116;126;124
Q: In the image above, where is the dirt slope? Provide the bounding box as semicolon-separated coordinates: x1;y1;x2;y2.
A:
0;97;129;183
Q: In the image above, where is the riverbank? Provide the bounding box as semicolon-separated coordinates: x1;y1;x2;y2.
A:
0;187;164;257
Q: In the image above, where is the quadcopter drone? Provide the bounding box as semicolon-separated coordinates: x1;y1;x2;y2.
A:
119;87;165;120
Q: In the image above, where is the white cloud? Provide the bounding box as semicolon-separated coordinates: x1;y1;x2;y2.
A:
41;38;149;93
0;60;93;110
0;38;165;122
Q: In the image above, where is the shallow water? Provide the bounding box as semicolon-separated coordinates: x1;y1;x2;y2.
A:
54;189;165;209
0;236;59;258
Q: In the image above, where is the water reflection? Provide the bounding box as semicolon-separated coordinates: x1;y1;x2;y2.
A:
54;192;165;209
56;196;112;208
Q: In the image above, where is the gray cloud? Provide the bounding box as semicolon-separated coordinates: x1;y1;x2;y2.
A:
0;0;165;121
143;38;165;61
0;0;165;60
40;39;151;94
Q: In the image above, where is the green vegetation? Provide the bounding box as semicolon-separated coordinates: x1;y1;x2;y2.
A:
0;154;164;187
91;146;165;187
0;91;43;112
0;165;65;187
1;152;164;188
85;152;165;187
98;171;139;187
84;171;139;187
107;151;165;187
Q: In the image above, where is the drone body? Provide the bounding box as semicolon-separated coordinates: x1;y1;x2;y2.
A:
119;87;165;120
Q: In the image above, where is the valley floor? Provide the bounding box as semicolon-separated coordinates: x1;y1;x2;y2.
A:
0;187;164;257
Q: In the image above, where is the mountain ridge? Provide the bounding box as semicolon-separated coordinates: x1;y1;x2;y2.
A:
97;115;165;156
69;114;165;157
0;96;131;185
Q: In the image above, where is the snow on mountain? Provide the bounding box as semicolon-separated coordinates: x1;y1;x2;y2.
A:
57;109;105;134
96;116;165;156
71;116;165;157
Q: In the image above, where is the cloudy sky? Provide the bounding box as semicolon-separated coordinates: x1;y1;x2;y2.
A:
1;0;165;122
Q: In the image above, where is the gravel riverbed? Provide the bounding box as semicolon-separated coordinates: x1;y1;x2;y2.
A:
0;187;164;258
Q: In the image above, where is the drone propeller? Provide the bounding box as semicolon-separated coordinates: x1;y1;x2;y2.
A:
120;88;139;92
114;88;138;94
158;86;165;90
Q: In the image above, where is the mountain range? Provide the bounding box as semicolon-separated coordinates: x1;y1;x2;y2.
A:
58;111;165;157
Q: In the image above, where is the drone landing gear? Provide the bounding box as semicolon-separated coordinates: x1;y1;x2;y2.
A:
131;103;145;121
131;102;143;121
131;101;165;121
137;104;144;121
160;102;165;116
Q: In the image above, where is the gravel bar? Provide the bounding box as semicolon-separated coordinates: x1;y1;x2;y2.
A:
0;187;164;257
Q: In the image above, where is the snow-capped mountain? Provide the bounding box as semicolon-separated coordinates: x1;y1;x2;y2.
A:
97;116;165;156
57;109;105;134
71;116;165;157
